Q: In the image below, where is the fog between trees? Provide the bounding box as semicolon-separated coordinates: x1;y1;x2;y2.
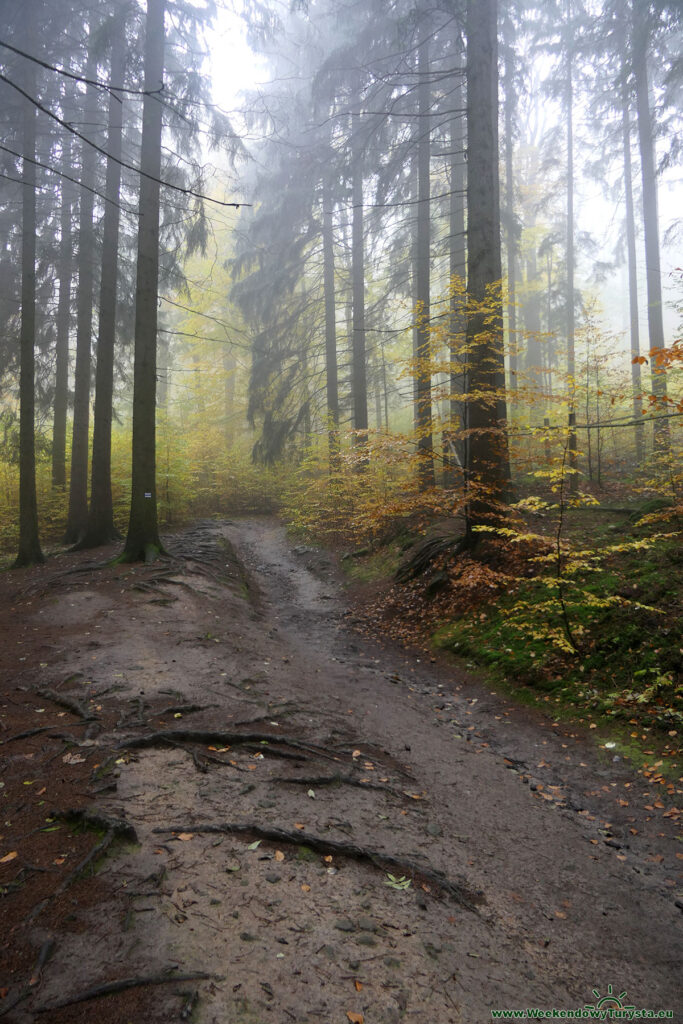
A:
0;0;681;565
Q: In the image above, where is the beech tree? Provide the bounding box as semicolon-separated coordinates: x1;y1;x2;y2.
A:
464;0;510;535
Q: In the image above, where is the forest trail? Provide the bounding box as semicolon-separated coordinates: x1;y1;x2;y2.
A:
0;517;681;1024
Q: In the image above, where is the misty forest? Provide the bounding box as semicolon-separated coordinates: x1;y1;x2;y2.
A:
0;0;681;1021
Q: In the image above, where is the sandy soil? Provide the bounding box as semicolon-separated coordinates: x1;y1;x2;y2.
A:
0;516;680;1024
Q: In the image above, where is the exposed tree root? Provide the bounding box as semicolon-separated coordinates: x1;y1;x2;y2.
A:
180;989;200;1020
27;811;137;924
274;773;403;797
395;533;466;583
117;729;343;763
0;939;56;1019
35;970;212;1013
153;821;482;911
164;738;209;773
36;687;97;721
53;807;138;842
0;725;51;745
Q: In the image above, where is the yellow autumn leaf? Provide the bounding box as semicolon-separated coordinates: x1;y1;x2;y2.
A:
274;850;285;862
0;851;18;864
177;833;194;841
301;883;311;892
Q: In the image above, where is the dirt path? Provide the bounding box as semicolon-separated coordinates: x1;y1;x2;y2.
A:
0;517;680;1023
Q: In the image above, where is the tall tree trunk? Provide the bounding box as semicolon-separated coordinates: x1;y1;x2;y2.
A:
322;175;340;468
52;136;73;490
503;11;518;404
64;51;98;544
14;2;44;567
632;2;669;454
446;42;467;486
416;33;434;490
122;0;166;561
351;114;368;453
622;92;645;464
565;0;578;493
79;27;125;549
465;0;510;535
223;347;236;443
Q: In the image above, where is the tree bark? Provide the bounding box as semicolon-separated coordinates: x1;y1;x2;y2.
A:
632;2;669;454
51;136;73;490
446;41;467;486
465;0;510;535
621;92;645;464
415;33;434;490
79;27;125;549
322;175;340;468
122;0;166;561
503;11;517;404
14;1;44;567
350;114;368;454
64;51;99;544
565;0;578;493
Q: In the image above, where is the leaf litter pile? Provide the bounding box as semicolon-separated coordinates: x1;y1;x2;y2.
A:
0;518;681;1023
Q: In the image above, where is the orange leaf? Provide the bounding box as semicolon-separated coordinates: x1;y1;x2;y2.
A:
274;850;285;862
294;823;305;830
554;910;566;919
301;883;311;892
323;855;333;863
177;833;194;842
347;1014;364;1024
355;980;363;992
0;851;18;864
352;750;361;759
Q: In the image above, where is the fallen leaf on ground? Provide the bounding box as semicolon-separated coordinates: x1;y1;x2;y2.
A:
177;833;194;841
352;750;361;759
347;1013;364;1024
294;823;305;830
355;980;363;992
0;851;18;864
274;850;285;862
301;883;311;892
62;753;86;765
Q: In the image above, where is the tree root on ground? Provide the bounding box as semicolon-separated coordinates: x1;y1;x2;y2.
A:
395;533;466;583
0;939;56;1019
34;970;213;1013
153;821;483;911
0;725;51;745
27;811;137;924
274;773;403;797
117;729;344;764
36;687;97;721
53;807;138;842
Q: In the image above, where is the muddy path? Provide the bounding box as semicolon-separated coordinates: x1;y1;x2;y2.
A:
0;517;680;1023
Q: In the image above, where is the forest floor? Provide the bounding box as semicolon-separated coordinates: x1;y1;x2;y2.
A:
0;516;681;1024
